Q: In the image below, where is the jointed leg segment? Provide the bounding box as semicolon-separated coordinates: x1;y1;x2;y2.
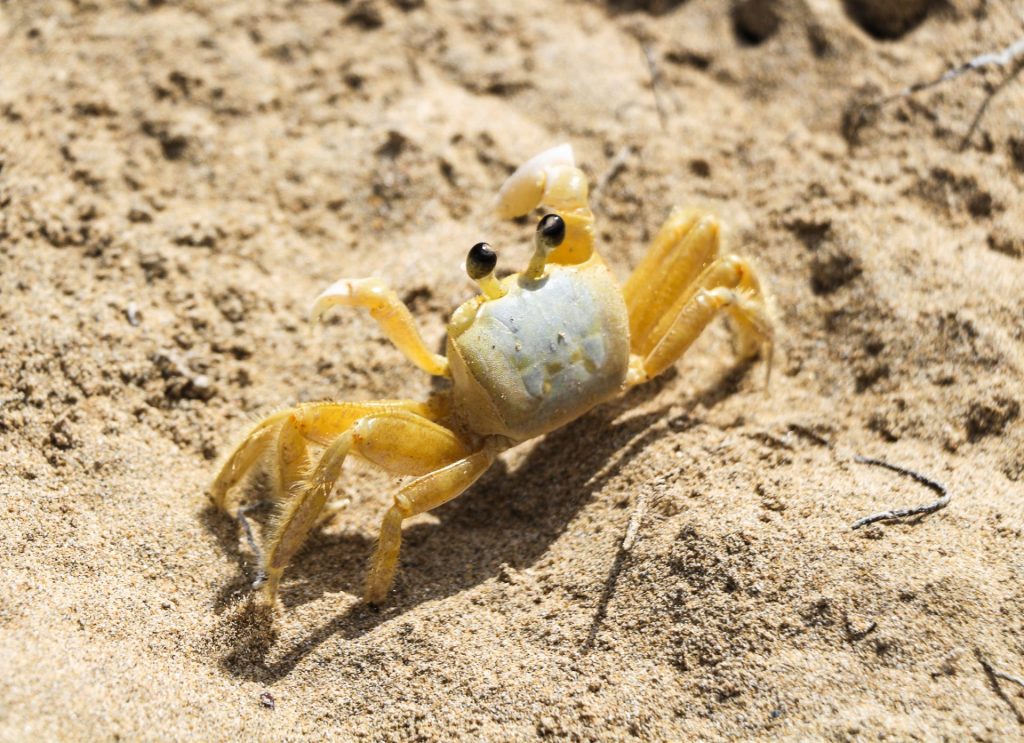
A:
273;413;309;501
624;208;719;355
364;447;496;604
625;209;773;386
210;400;435;512
311;278;449;377
211;400;491;606
211;409;294;512
262;430;353;602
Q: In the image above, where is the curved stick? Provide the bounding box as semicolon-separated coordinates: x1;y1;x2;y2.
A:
851;455;951;529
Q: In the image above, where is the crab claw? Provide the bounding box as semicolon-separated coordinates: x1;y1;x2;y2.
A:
309;277;449;376
310;277;383;326
494;143;576;219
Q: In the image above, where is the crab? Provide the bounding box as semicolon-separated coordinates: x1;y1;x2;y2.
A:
211;143;774;608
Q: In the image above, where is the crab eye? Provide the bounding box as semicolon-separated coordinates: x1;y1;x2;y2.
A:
466;242;506;300
466;242;498;280
537;213;566;248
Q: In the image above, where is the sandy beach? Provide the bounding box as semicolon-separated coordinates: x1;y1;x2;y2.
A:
1;0;1023;739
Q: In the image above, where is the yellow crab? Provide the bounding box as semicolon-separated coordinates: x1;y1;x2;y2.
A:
211;144;773;607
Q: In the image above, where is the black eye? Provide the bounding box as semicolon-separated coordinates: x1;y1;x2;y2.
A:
537;214;566;247
466;242;497;280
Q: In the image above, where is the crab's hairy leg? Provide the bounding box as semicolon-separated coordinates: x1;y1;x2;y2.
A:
272;413;346;528
365;446;497;605
627;256;773;385
624;209;720;356
646;255;769;357
285;399;443;446
261;432;351;604
494;144;594;265
273;414;309;502
209;400;435;512
311;278;449;377
210;409;294;512
261;410;474;606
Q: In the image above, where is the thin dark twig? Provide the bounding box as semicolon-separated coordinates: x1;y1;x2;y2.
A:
858;35;1024;147
851;456;951;529
995;668;1024;690
874;36;1024;107
641;42;668;131
583;549;627;653
583;492;648;652
238;502;269;587
975;648;1024;725
959;58;1024;150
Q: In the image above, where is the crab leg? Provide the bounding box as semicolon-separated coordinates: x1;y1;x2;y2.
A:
628;256;773;384
623;208;720;356
364;445;497;605
273;412;309;502
623;206;773;382
311;277;449;377
210;409;293;511
209;399;435;512
260;409;478;606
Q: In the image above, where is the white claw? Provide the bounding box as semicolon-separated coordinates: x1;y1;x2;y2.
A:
311;278;353;325
309;277;386;326
494;143;575;219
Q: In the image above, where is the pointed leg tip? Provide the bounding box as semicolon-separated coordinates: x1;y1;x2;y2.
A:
362;587;388;607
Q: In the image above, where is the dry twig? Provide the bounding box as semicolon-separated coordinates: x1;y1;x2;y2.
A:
878;37;1024;105
238;502;269;587
641;42;668;131
869;34;1024;148
583;492;649;651
851;456;950;529
994;668;1024;691
975;648;1024;725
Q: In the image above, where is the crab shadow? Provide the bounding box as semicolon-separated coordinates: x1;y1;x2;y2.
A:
213;361;755;682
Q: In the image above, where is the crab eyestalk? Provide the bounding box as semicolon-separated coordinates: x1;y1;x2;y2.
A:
466;242;505;300
524;214;566;280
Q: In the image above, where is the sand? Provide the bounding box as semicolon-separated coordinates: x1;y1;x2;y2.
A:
1;0;1023;740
